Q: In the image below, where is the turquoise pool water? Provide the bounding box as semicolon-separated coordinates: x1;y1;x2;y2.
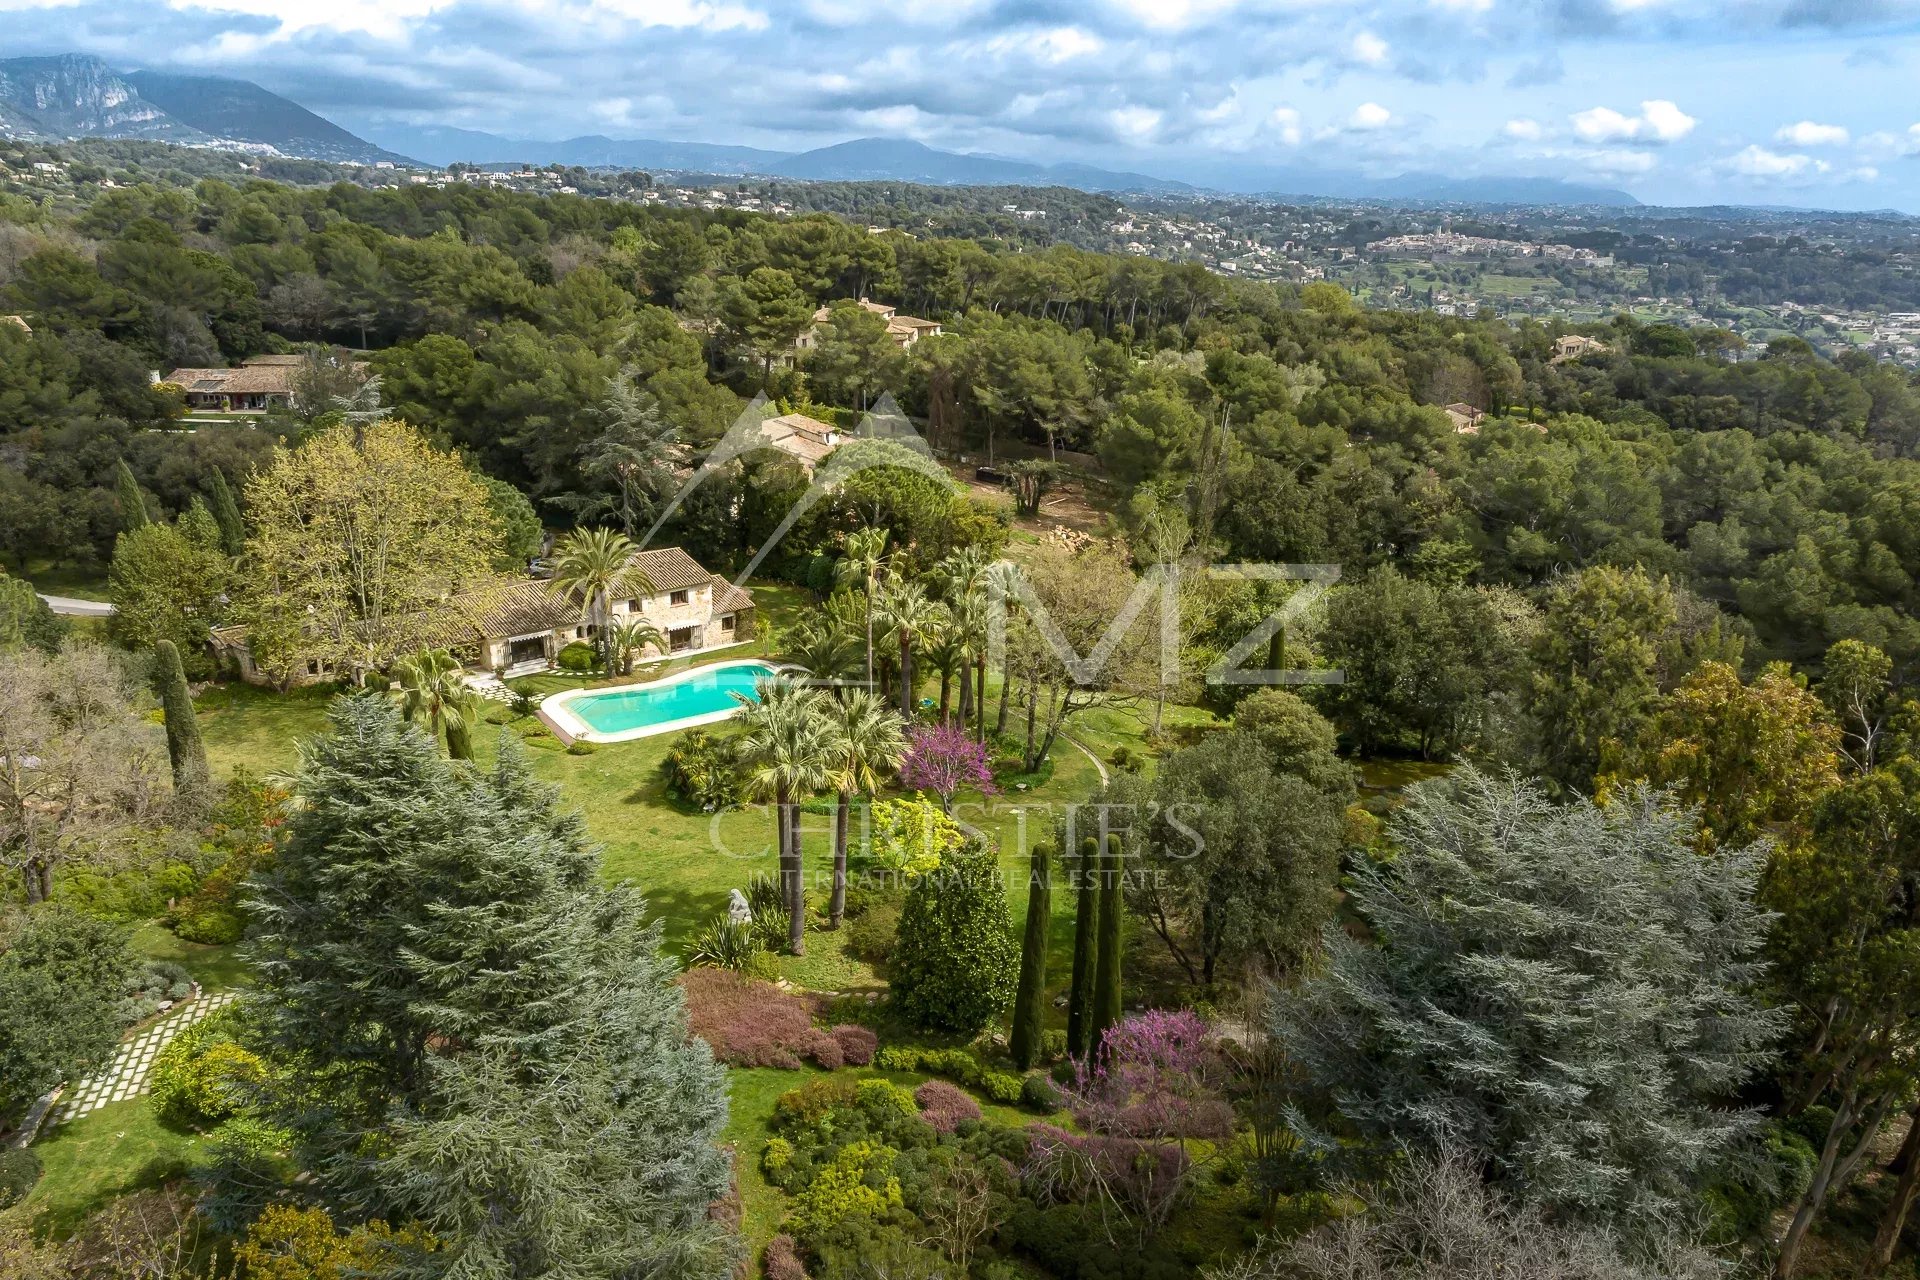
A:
569;661;776;735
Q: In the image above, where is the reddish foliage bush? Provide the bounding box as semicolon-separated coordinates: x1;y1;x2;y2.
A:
681;969;820;1069
829;1024;877;1066
805;1030;845;1070
764;1234;808;1280
914;1079;982;1133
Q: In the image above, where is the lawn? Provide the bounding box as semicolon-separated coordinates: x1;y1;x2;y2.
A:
13;1100;209;1237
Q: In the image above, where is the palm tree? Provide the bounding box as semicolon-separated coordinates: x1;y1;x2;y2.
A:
877;581;945;720
835;527;892;691
550;527;645;673
392;648;480;760
607;617;665;676
937;549;993;731
732;677;833;955
787;612;864;697
985;560;1023;737
823;691;906;928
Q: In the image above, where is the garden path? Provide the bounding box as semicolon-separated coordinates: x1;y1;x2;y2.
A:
48;992;239;1127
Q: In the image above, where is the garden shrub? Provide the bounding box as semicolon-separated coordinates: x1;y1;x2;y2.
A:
982;1072;1023;1104
913;1079;980;1133
680;968;826;1069
744;872;794;952
867;797;966;878
843;901;901;968
807;1031;845;1070
556;641;595;672
150;1015;267;1130
763;1234;808;1280
565;739;596;755
788;1140;906;1238
889;843;1018;1035
829;1024;877;1066
762;1137;795;1176
0;1148;41;1209
775;1077;860;1131
685;914;777;981
231;1202;435;1280
1020;1072;1062;1113
119;960;195;1024
855;1078;919;1125
661;730;740;810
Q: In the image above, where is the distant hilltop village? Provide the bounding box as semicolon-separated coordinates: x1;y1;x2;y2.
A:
1366;231;1614;266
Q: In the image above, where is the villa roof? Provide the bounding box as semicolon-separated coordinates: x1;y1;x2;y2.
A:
612;546;716;596
712;581;754;614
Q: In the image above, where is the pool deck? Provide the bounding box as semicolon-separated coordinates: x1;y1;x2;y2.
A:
538;658;790;745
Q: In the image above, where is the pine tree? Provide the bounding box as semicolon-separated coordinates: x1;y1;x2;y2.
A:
113;458;149;530
1009;839;1052;1071
205;467;245;556
1066;836;1099;1060
1090;833;1124;1054
240;695;735;1278
153;640;208;794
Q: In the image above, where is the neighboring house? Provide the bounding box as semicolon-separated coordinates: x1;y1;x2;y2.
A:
795;297;942;353
1442;402;1486;434
1551;334;1610;363
211;546;754;685
165;354;368;413
756;412;840;473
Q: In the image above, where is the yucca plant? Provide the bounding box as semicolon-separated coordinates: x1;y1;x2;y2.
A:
686;914;761;972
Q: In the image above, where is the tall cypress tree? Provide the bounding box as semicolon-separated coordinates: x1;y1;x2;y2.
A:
205;467;245;556
1090;833;1124;1055
1009;839;1053;1070
240;695;736;1277
1066;835;1099;1060
153;640;208;794
113;458;149;530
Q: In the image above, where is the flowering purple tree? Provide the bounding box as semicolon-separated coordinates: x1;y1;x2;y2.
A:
1026;1009;1232;1243
897;722;997;813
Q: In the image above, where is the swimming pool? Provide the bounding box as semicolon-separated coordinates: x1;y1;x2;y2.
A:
539;660;783;744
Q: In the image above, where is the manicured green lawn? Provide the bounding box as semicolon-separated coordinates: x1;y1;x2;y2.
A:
130;922;251;991
14;1100;208;1237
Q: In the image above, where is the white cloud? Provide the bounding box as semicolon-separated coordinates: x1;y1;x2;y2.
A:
1571;99;1695;144
1774;120;1849;146
1725;144;1827;179
1268;106;1303;146
1349;102;1392;130
983;25;1103;64
1105;0;1243;30
1503;117;1544;141
1431;0;1492;11
1108;105;1163;141
1350;31;1389;66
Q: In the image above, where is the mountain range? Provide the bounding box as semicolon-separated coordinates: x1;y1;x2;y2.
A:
0;54;412;164
0;53;1640;207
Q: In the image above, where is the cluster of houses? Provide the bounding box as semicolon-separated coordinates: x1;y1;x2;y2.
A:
214;547;753;685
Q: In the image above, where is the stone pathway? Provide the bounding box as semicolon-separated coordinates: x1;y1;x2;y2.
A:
49;992;239;1127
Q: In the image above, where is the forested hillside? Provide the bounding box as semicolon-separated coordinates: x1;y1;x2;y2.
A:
6;173;1920;677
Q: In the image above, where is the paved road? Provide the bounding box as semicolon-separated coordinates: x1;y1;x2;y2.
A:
37;593;114;617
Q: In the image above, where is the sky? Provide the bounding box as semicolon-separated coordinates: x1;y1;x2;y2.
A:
12;0;1920;209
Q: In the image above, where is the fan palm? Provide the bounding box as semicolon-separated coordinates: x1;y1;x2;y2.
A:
732;677;834;954
835;526;893;690
823;691;906;928
787;611;865;697
391;648;480;760
877;581;946;720
607;617;665;676
550;527;645;673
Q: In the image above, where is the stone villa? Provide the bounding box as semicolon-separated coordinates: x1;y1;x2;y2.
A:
211;546;754;685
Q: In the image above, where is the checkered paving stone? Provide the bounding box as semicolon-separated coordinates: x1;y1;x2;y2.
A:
49;992;239;1126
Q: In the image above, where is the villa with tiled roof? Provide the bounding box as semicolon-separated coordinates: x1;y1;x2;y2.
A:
211;546;753;684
